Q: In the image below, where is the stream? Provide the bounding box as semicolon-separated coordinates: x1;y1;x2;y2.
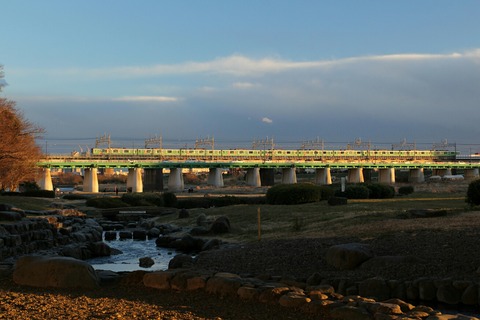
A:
88;233;177;272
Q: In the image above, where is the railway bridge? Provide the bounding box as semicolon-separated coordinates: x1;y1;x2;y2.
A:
36;155;480;193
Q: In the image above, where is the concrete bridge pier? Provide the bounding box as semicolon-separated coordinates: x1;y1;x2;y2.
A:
144;168;163;192
282;168;297;184
464;168;479;180
37;168;53;191
315;168;332;185
433;168;452;177
409;168;425;183
208;168;224;187
378;168;396;184
347;168;364;183
83;168;99;193
168;168;184;192
246;168;261;187
127;168;143;193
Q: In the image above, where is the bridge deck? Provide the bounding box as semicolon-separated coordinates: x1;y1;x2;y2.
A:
38;156;480;170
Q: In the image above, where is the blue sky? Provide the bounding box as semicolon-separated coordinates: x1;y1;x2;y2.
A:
1;1;480;153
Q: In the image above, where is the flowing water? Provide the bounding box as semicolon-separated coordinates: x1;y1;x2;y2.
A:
88;233;176;272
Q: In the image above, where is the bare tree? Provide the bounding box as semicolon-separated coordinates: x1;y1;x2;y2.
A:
0;65;44;191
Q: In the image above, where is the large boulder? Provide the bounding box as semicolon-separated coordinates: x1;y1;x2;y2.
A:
209;216;231;234
325;243;374;270
13;255;99;289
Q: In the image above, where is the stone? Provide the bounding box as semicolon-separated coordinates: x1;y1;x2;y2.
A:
436;283;461;305
104;231;117;241
329;306;372;320
147;227;160;238
13;255;99;289
258;286;291;304
209;216;231;234
0;211;23;221
278;292;311;308
205;273;243;297
325;243;374;270
168;254;194;269
417;278;437;301
132;229;147;240
237;286;260;300
178;208;189;219
139;257;155;268
306;272;323;286
462;284;478;305
143;270;176;290
358;277;390;301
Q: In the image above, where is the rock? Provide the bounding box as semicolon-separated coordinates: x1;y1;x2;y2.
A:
119;231;132;240
201;238;221;251
143;270;176;290
306;272;323;286
358;277;390;301
104;231;117;241
132;230;147;241
168;254;194;269
13;255;99;289
237;286;260;300
205;272;243;297
147;227;160;238
189;226;210;236
325;243;374;270
329;305;372;320
0;204;14;211
279;292;311;308
178;208;189;219
88;241;112;257
139;257;155;268
209;216;231;234
0;211;23;221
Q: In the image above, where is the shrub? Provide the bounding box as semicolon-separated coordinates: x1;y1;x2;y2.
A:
266;183;322;205
344;185;370;199
162;192;177;207
318;186;336;200
365;183;395;199
398;185;414;196
62;194;90;200
22;190;55;198
466;179;480;206
86;197;129;208
121;193;163;206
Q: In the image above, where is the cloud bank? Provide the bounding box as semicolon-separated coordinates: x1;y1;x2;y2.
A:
9;50;480;152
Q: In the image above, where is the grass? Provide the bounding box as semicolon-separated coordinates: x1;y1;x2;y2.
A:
0;196;55;211
151;191;470;243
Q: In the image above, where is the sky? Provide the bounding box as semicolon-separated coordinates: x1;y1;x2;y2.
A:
1;1;480;154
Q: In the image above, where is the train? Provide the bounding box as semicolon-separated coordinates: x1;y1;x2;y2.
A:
85;147;458;162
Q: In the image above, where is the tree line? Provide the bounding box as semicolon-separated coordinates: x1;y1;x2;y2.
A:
0;65;44;191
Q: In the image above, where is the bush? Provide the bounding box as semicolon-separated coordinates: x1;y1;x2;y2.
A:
86;197;129;208
398;185;414;196
22;190;55;198
162;192;177;207
318;186;336;200
62;194;90;200
466;179;480;206
344;185;370;199
121;193;163;206
266;183;322;205
365;183;395;199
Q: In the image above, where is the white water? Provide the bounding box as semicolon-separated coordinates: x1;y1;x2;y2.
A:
88;235;176;272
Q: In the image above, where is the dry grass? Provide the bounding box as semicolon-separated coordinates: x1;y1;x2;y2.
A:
153;185;472;243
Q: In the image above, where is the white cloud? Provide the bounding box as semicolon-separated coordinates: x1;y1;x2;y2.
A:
262;117;273;124
232;82;257;89
113;96;179;102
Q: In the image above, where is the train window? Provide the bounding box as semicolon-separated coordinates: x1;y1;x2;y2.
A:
208;150;213;154
249;151;253;154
